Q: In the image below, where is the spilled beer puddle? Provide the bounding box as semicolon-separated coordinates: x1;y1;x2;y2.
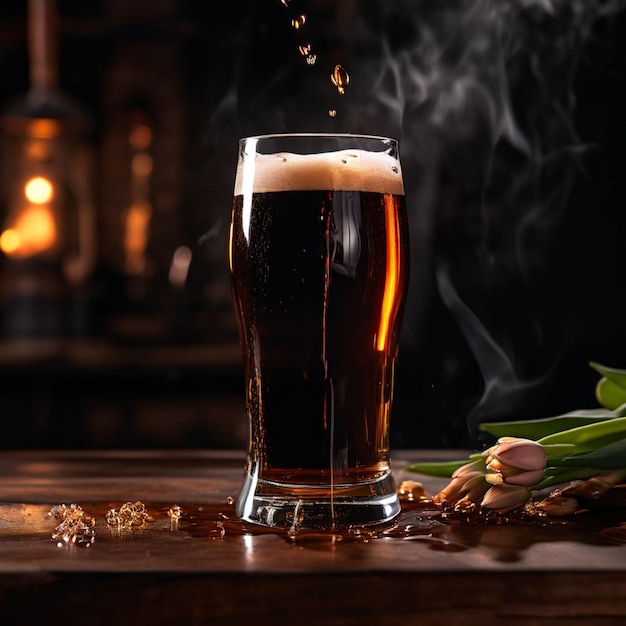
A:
5;489;625;559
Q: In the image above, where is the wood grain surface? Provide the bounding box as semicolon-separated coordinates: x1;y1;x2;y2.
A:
0;450;625;625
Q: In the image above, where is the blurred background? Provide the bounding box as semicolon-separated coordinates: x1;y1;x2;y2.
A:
0;0;624;450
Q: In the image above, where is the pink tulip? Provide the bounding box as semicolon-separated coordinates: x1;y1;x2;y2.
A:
452;460;484;479
481;484;530;513
486;437;547;471
434;462;490;505
484;437;547;488
485;464;545;487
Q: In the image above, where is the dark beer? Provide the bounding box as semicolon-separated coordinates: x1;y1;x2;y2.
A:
229;138;409;528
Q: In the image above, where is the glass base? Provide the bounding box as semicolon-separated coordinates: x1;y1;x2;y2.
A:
235;470;401;530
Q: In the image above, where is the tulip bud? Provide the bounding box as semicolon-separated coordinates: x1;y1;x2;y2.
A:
481;484;530;513
486;437;547;471
452;460;485;479
434;470;489;506
484;437;547;488
486;467;545;487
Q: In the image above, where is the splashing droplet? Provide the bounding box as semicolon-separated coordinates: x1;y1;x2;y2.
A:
49;503;96;547
167;505;183;520
291;14;306;29
328;109;337;117
106;501;150;530
331;64;349;95
208;521;226;539
298;43;311;56
280;0;290;6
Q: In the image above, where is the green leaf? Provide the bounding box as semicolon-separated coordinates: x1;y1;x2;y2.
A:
557;437;626;470
610;402;626;417
590;361;626;384
534;465;606;490
595;377;626;410
590;362;626;409
405;459;475;478
479;410;617;440
542;443;578;460
537;416;626;454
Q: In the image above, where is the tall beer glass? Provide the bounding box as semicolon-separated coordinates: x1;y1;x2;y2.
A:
229;134;409;530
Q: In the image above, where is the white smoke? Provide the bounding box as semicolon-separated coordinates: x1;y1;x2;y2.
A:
210;0;625;442
337;0;626;438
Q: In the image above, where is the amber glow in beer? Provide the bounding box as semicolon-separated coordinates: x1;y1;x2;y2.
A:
229;134;409;529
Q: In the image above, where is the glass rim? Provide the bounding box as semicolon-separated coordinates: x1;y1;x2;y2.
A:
240;132;398;144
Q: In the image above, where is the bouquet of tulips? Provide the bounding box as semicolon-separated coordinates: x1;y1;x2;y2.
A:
408;362;626;516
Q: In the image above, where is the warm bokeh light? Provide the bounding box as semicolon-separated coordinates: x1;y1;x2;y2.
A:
0;229;21;255
132;153;153;177
0;205;57;258
129;124;152;150
124;200;152;274
168;245;193;288
24;176;54;204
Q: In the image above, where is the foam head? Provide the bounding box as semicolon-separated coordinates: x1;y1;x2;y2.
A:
234;149;405;196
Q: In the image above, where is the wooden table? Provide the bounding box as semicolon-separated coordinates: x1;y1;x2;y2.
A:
1;450;625;625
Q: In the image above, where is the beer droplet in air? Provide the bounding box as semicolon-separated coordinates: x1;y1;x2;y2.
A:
280;0;290;6
328;109;337;117
292;14;306;29
331;65;349;95
298;43;317;65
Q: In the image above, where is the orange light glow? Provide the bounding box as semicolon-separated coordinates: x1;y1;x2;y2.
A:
24;176;54;204
376;195;401;352
0;205;57;258
129;124;153;150
0;229;21;254
132;153;153;177
124;200;152;275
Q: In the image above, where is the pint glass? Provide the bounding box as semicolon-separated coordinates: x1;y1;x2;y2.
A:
229;134;409;530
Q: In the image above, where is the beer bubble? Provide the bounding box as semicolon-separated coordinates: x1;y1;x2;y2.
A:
331;65;349;95
391;166;399;174
291;14;306;29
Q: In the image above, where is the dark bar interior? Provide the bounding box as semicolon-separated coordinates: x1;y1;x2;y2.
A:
0;0;624;451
